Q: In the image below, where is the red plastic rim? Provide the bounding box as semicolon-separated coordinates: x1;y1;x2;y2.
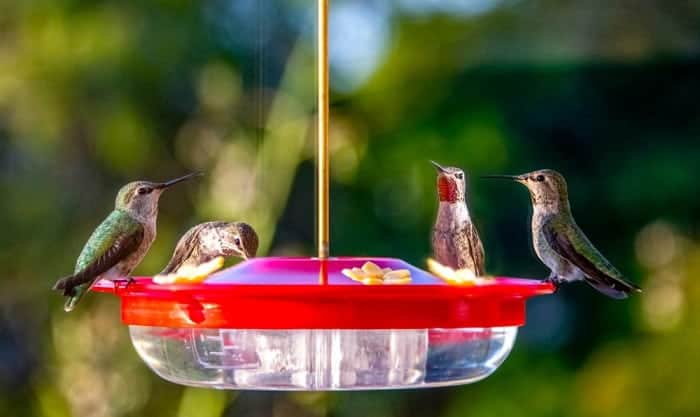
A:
92;257;554;329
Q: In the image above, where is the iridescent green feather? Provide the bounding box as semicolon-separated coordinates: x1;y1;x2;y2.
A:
552;214;625;280
66;210;141;311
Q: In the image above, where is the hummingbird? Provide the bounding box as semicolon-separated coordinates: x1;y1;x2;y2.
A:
430;161;485;276
483;169;641;299
159;221;259;275
52;173;201;311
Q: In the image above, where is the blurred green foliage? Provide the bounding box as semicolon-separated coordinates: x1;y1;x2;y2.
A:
0;0;699;416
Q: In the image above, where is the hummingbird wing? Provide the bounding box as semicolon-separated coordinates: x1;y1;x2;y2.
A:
52;210;144;309
542;216;641;299
465;223;486;276
159;224;205;274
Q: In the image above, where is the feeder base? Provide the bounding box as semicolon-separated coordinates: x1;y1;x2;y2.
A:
129;326;517;390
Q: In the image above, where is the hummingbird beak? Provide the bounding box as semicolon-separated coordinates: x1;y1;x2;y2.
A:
482;174;527;183
155;172;203;190
430;160;447;173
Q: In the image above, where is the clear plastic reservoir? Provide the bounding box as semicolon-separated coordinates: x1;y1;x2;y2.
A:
91;258;551;389
129;326;518;390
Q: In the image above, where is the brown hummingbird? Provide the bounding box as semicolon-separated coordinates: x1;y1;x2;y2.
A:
484;169;641;299
52;173;201;311
430;161;485;276
159;221;259;275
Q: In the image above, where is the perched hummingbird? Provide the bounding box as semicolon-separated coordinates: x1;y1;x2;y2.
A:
159;221;259;275
484;169;641;299
430;161;485;276
52;173;201;311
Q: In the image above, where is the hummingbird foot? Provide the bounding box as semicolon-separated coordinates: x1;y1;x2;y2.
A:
113;277;135;289
543;273;561;292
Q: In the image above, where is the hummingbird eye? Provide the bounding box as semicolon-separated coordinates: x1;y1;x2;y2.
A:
234;238;241;247
535;175;545;182
137;187;154;195
455;172;464;180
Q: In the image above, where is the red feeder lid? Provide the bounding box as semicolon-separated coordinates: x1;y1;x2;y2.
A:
93;257;554;329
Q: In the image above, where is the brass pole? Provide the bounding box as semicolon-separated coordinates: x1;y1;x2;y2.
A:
317;0;330;259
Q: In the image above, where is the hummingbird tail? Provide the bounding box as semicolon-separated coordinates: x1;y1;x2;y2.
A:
53;276;83;311
52;276;70;292
64;296;80;312
62;286;85;312
584;275;641;300
52;276;78;297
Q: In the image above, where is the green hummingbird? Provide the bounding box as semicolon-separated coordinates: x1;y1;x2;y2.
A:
159;221;259;275
484;169;641;299
52;173;201;311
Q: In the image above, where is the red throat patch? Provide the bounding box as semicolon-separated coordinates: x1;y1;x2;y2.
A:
438;177;458;202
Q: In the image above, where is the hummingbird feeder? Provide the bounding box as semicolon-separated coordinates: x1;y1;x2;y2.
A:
94;0;554;390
